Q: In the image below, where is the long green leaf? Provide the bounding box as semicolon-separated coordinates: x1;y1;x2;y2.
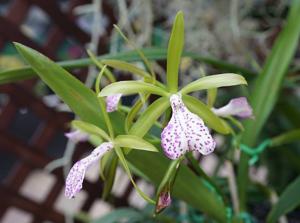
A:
271;129;300;147
266;176;300;223
14;42;104;127
166;11;184;93
114;135;158;152
98;81;168;97
182;95;231;134
0;48;256;85
238;0;300;211
180;73;247;94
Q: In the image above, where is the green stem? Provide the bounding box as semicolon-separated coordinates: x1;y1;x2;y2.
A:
98;98;114;138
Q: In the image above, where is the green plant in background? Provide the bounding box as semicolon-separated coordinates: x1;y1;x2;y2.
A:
1;1;300;222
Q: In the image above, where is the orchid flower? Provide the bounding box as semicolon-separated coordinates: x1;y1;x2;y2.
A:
65;130;89;142
161;94;216;160
65;142;114;199
106;93;122;112
212;97;253;119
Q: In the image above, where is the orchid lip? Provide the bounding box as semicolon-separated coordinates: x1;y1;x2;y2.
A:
161;93;216;160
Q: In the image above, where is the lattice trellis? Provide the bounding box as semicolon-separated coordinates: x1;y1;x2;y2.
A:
0;1;151;222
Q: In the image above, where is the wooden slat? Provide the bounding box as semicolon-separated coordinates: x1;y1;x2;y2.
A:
0;184;65;223
0;1;135;221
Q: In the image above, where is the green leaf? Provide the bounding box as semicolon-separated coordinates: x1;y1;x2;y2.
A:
14;42;104;127
102;59;151;78
238;0;300;210
166;11;184;93
182;95;231;134
0;48;256;85
114;135;158;152
98;81;168;97
184;51;256;77
71;120;110;141
180;73;247;94
266;176;300;223
242;0;300;144
271;129;300;147
129;97;170;136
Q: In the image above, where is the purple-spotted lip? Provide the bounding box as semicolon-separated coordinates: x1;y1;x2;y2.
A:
163;147;178;160
161;93;216;160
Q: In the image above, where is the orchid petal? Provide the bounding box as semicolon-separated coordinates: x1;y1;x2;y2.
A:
65;130;89;142
65;142;113;199
106;93;122;112
212;97;253;119
161;94;215;160
183;109;216;155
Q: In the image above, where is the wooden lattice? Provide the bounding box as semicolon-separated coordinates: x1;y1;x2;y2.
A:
0;1;138;222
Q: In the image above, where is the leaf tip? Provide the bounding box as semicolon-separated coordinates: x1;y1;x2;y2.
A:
13;42;24;52
113;24;120;31
176;10;184;18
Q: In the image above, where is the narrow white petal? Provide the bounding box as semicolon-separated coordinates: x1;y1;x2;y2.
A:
212;97;253;119
65;142;113;198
